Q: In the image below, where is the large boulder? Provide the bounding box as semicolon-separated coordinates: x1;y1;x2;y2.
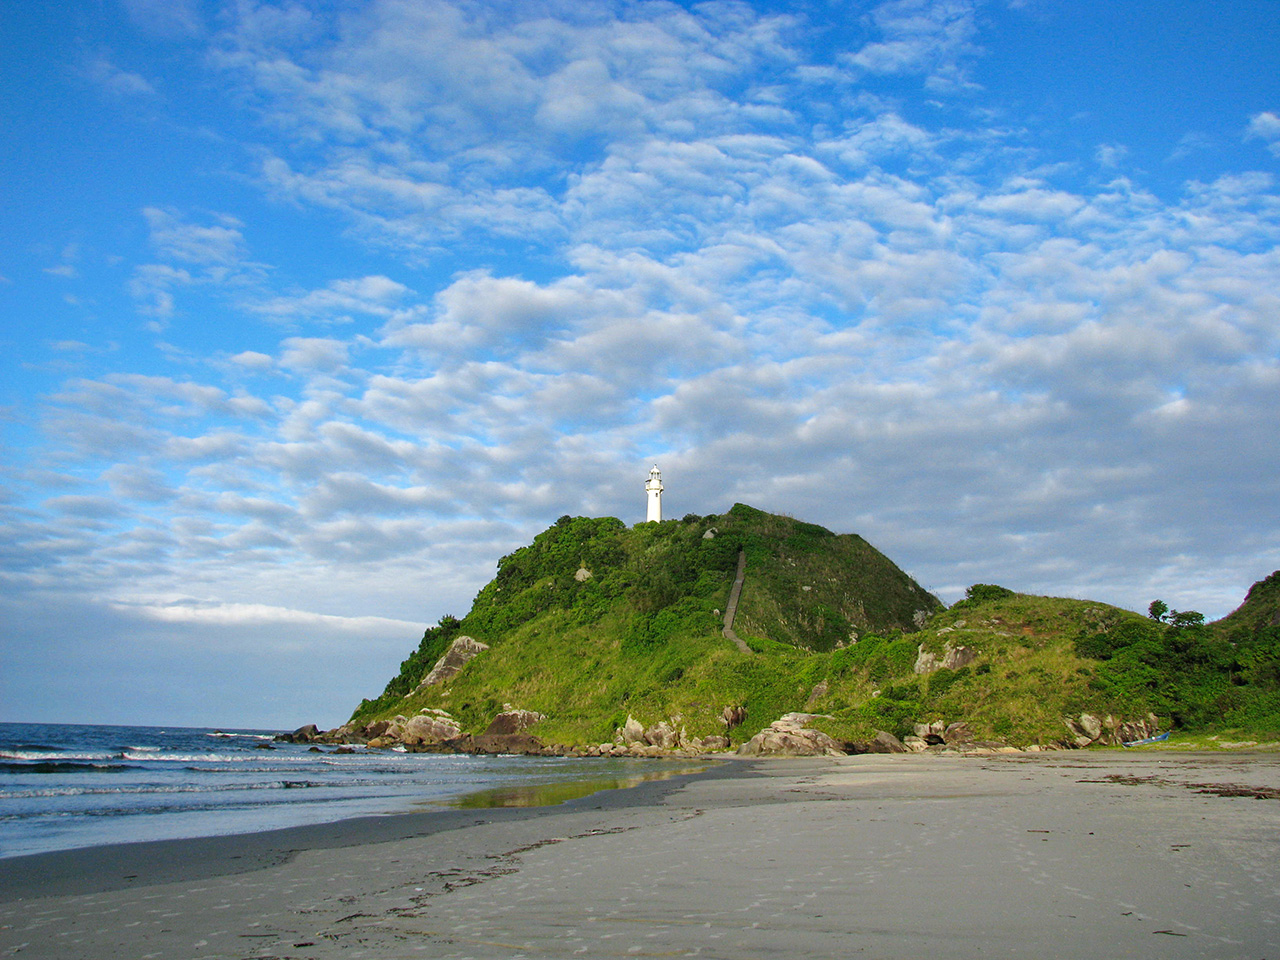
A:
450;732;547;755
644;720;679;750
915;641;977;675
483;708;546;736
1063;712;1105;746
736;713;846;757
275;723;322;743
618;715;646;745
914;720;945;744
402;711;462;745
417;636;489;688
867;730;909;753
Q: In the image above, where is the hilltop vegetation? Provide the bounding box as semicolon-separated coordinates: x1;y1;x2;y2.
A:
347;506;1280;750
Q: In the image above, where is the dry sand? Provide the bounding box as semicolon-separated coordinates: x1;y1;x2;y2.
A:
2;751;1278;959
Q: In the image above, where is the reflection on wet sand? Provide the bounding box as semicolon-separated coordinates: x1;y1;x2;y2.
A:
439;762;711;808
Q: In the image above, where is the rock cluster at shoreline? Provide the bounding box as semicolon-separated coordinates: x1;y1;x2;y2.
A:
276;706;1160;759
1062;711;1161;747
596;713;730;757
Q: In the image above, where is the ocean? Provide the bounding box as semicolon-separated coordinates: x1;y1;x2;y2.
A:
0;722;688;860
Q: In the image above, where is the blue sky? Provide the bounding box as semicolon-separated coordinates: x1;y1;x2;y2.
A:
3;0;1279;729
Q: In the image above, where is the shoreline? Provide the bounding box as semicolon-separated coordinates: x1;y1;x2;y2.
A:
0;757;738;902
3;752;1279;959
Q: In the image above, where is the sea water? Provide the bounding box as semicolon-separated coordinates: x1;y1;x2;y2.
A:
0;722;675;859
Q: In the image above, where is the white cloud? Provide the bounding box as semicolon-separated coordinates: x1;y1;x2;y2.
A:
253;275;413;325
1247;111;1280;157
128;209;267;320
279;336;350;372
128;263;191;318
121;0;203;39
82;54;158;98
142;207;247;267
114;598;420;634
7;0;1280;728
1096;143;1128;168
230;350;275;370
843;0;982;92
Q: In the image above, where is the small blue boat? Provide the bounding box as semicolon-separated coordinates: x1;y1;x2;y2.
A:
1122;731;1170;747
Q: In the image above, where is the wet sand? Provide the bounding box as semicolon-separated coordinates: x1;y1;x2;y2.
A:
2;751;1278;959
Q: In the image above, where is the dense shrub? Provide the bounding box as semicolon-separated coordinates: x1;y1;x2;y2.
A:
1076;615;1280;731
952;583;1015;609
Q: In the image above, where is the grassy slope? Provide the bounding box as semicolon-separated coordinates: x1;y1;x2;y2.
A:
350;508;1280;748
1215;570;1280;639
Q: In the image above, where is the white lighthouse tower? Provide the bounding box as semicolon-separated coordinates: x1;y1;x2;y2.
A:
645;464;663;522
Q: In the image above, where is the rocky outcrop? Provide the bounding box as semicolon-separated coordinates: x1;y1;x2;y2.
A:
602;714;731;757
416;636;489;689
896;710;1162;753
913;720;945;744
436;732;549;755
914;640;977;674
620;714;646;745
736;713;847;757
892;717;1027;754
644;719;681;750
483;707;546;736
274;723;321;743
318;706;741;758
313;705;552;754
1064;712;1160;747
866;730;909;753
400;709;463;745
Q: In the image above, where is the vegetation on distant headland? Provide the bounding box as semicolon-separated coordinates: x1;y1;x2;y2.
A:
317;506;1280;755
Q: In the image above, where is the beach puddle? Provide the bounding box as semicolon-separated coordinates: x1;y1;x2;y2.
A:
437;762;709;809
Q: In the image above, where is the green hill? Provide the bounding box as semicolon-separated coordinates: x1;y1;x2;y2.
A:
341;506;1280;750
1215;570;1280;639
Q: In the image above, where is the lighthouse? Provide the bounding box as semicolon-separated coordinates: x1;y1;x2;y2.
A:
645;464;663;522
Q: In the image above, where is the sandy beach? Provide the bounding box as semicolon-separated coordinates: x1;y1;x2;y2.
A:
2;751;1278;959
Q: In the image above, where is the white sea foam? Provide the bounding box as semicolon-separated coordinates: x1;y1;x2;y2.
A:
0;721;666;860
118;751;246;763
2;780;327;801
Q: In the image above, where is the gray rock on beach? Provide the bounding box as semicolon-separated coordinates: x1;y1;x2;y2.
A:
737;713;846;757
867;730;909;753
402;711;462;745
